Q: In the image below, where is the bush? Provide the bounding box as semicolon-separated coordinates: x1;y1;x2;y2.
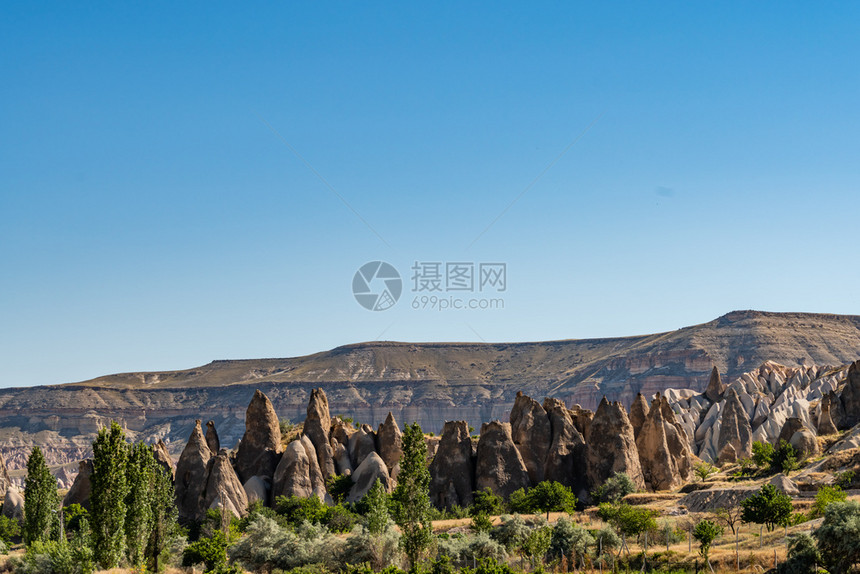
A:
471;488;504;517
276;495;329;526
591;472;636;504
813;500;860;574
772;440;800;474
340;521;403;571
491;514;532;551
230;515;344;572
693;520;723;564
471;513;493;533
752;441;775;469
811;485;847;518
183;530;229;573
327;474;353;504
438;532;507;564
461;557;517;574
62;504;88;534
548;517;593;565
12;540;92;574
0;514;20;543
507;488;533;514
778;532;820;574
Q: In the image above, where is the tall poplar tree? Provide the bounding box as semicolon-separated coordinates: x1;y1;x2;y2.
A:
91;421;129;568
23;446;58;545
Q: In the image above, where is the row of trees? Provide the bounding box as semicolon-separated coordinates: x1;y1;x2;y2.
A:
20;422;179;572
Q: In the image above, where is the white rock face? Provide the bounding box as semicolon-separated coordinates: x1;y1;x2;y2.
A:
662;362;851;463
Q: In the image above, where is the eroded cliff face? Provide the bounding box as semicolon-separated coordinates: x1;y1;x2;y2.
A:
1;311;859;468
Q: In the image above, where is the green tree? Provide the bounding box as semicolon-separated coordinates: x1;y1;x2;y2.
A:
392;421;432;568
126;443;155;567
779;533;820;574
0;514;21;544
507;488;533;513
752;441;774;469
813;500;860;574
91;421;130;568
364;478;391;535
23;446;58;545
694;462;717;482
597;503;657;556
591;472;636;504
527;481;577;519
693;519;723;568
772;440;799;474
471;512;493;533
148;464;180;573
522;525;552;567
811;485;846;518
471;488;504;517
741;483;793;532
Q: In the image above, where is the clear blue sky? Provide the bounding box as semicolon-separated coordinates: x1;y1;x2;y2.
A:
2;3;859;387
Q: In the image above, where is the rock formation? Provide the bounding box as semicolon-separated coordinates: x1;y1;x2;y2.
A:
705;366;725;403
586;398;645;489
153;439;175;479
789;429;819;459
629;394;649;438
839;361;860;429
273;440;315;500
818;396;839;435
0;452;10;502
429;421;475;509
376;412;403;473
205;420;220;454
243;475;269;507
475;421;530;498
235;390;282;483
304;388;336;480
3;487;24;522
717;390;752;462
509;393;552;484
636;395;693;490
542;398;588;496
63;459;94;509
202;450;249;518
349;425;377;469
347;452;393;503
175;420;213;520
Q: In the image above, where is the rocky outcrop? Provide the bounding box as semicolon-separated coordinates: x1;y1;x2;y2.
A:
818;397;839;435
235;390;282;483
586;398;645;489
428;421;475;509
0;452;10;502
542;398;588;496
153;439;175;479
717;390;752;462
349;425;377;469
376;412;402;473
175;420;213;520
510;393;552;484
243;476;269;507
636;395;693;490
629;394;649;438
705;367;724;403
840;361;860;429
789;429;819;459
63;459;94;509
679;488;756;513
203;450;249;519
205;420;220;454
304;388;336;480
347;452;393;503
3;487;24;522
769;474;799;496
273;440;315;500
777;418;807;445
475;421;530;498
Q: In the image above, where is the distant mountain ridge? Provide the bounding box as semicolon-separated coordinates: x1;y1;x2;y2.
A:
1;310;859;470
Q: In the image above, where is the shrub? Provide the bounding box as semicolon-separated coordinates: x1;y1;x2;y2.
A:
491;514;532;552
327;474;353;504
752;441;775;468
471;488;504;517
507;488;533;514
778;532;820;574
0;514;20;544
813;500;860;574
772;440;800;474
811;485;847;518
340;521;403;571
230;515;344;572
548;517;593;566
591;472;636;504
12;540;92;574
438;532;507;564
62;504;88;534
835;470;856;489
275;495;329;527
461;557;517;574
183;530;229;573
471;513;493;533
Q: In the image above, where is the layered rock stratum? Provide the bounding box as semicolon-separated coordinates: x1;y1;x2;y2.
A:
1;310;860;468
